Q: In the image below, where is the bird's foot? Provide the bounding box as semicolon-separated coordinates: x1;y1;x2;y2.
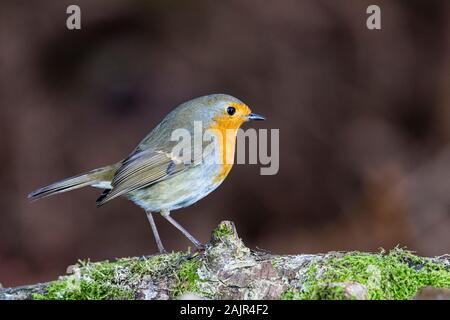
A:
193;243;206;253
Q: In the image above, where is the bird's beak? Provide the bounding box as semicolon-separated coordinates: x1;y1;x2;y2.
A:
247;113;266;121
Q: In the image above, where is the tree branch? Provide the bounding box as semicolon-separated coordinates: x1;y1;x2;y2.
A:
1;221;449;300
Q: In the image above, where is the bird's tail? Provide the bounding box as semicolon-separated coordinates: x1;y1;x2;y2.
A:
28;164;119;201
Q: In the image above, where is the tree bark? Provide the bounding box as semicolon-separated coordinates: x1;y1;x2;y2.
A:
1;221;449;300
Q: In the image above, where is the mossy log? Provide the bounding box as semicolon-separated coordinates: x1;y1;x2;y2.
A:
1;221;449;300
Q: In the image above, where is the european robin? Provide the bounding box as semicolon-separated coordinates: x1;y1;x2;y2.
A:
29;94;265;252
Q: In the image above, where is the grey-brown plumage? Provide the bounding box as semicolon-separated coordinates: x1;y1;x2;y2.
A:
28;94;265;252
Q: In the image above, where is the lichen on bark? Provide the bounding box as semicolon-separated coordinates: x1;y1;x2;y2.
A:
1;221;449;300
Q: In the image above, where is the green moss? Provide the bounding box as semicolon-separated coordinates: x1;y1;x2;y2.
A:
312;284;348;300
172;258;202;297
280;288;302;300
281;285;352;300
213;223;234;238
285;248;450;300
33;253;183;300
31;245;450;300
270;257;283;268
33;251;209;300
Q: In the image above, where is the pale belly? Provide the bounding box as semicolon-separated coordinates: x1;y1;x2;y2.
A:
127;162;224;212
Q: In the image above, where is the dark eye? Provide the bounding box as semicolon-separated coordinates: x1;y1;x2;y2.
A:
227;106;236;116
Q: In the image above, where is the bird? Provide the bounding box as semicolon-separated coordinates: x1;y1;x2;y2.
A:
28;94;265;253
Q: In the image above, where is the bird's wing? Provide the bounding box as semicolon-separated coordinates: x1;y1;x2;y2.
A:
96;149;190;206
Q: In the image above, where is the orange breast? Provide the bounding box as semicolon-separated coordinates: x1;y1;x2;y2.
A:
209;112;246;183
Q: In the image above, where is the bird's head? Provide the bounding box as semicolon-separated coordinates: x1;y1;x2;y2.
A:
187;94;265;130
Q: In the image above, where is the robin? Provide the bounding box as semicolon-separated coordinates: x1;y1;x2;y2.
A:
28;94;265;253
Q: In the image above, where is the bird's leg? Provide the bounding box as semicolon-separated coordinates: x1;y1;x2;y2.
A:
145;210;167;254
160;210;203;249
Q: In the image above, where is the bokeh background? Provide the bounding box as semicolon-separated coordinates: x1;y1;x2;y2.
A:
1;0;450;287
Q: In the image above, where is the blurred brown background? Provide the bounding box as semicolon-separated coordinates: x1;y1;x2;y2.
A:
1;0;450;287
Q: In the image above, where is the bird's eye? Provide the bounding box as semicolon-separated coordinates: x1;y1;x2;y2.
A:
227;106;236;116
